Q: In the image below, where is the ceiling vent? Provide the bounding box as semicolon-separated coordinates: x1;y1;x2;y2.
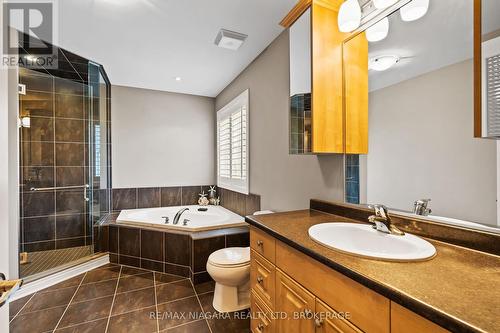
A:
214;29;247;51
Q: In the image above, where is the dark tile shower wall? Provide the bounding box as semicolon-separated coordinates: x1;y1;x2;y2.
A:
19;68;92;252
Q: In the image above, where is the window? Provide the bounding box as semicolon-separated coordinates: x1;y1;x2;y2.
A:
217;89;249;194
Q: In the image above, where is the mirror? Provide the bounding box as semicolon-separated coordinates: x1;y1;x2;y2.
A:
289;8;312;154
344;0;500;233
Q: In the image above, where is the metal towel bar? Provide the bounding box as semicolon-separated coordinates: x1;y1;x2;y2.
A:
30;184;90;201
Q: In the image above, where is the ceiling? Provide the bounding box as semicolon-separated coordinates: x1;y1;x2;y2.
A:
57;0;296;97
368;0;490;91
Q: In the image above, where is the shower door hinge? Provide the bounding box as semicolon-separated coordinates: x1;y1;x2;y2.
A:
18;84;26;95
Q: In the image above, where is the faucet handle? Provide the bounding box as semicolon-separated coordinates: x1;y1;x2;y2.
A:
368;204;389;218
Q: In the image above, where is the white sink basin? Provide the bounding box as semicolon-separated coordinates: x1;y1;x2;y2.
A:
308;223;436;261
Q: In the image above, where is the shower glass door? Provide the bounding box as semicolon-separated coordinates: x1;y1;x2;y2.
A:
18;47;111;279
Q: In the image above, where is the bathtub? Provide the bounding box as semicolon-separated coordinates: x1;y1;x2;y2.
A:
116;205;247;232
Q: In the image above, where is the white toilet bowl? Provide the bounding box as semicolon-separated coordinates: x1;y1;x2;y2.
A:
206;247;250;313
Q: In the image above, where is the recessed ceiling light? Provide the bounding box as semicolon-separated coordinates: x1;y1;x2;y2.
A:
369;55;400;71
214;29;248;51
175;77;181;81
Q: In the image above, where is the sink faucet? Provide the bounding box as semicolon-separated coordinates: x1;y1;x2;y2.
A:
172;208;189;225
368;204;405;236
413;199;431;216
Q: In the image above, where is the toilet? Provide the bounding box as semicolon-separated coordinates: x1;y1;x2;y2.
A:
206;247;251;313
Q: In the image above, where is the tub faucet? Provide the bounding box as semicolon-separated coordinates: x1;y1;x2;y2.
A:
368;204;405;236
173;208;189;225
413;199;432;216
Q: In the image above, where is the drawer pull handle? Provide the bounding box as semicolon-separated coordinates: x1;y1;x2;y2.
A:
257;323;264;332
303;309;313;318
257;276;264;283
257;240;264;246
315;318;324;327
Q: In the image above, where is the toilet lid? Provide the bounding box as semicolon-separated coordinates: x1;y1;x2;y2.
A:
208;247;250;267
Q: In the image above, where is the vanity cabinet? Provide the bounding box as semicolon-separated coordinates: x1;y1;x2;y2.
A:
284;0;368;155
275;269;315;333
249;226;450;333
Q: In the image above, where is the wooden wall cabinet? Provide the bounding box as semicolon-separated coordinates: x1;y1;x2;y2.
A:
284;0;368;155
249;226;450;333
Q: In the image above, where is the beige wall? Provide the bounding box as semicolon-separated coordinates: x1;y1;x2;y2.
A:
215;31;344;212
364;59;497;225
111;86;216;188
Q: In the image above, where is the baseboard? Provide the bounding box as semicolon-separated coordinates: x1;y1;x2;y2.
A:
10;254;109;301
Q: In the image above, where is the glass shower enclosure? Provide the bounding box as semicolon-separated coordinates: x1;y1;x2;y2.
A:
18;39;111;279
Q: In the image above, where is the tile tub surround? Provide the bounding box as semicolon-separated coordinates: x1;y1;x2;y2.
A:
9;263;250;333
100;214;250;284
110;185;261;216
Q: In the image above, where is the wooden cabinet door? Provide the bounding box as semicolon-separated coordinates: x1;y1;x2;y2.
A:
343;32;369;154
275;269;315;333
250;250;276;310
315;299;362;333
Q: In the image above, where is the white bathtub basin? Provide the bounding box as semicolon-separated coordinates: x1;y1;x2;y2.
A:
116;205;247;232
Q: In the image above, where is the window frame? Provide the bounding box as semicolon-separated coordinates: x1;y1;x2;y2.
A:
216;89;250;195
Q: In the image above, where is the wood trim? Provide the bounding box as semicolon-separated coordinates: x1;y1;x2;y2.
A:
276;240;390;333
311;2;346;153
473;0;482;137
280;0;312;28
343;32;369;154
391;302;450;333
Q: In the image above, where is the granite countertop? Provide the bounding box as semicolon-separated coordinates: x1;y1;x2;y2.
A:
246;209;500;333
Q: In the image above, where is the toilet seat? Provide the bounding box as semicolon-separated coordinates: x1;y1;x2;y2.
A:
208;247;250;268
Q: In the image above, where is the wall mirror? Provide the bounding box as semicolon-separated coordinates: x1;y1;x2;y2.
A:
344;0;500;233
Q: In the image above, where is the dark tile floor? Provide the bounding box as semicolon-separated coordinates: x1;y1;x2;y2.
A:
9;264;250;333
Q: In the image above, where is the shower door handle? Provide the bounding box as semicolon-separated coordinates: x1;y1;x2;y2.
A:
30;184;90;201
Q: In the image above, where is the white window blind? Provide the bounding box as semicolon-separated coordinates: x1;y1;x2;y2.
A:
217;90;249;194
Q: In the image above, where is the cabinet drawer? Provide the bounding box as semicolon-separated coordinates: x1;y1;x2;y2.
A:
276;240;390;333
275;269;315;333
316;299;362;333
251;249;276;309
391;302;449;333
250;227;276;263
251;291;275;333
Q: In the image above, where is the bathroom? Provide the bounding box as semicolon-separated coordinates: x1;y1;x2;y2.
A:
0;0;499;332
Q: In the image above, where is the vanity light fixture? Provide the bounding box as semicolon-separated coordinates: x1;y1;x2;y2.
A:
368;55;400;71
338;0;362;33
372;0;398;9
175;77;182;81
366;17;389;42
400;0;429;22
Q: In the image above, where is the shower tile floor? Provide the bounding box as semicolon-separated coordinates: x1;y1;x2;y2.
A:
20;246;93;278
9;264;250;333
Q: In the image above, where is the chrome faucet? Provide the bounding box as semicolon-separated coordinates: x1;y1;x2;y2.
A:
413;199;431;216
368;204;405;236
172;208;189;225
